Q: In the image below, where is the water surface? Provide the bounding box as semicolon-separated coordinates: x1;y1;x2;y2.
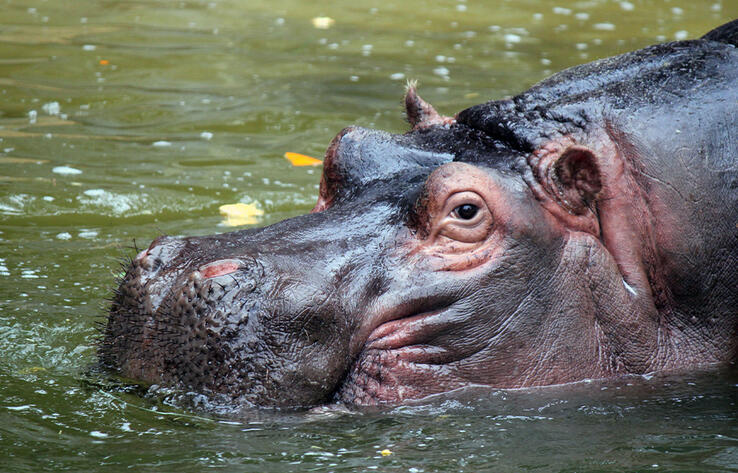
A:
1;0;736;471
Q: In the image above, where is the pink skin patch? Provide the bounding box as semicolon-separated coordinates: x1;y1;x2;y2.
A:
135;249;148;261
198;260;240;278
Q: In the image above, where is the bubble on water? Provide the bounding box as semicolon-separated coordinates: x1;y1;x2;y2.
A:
89;431;108;438
504;33;522;44
56;232;72;240
349;75;359;82
42;102;60;115
533;13;543;20
575;12;589;20
152;141;172;147
7;404;33;411
82;44;96;51
594;23;616;31
553;6;572;15
389;72;405;80
21;269;39;279
78;230;98;239
77;189;142;215
404;40;415;47
83;189;105;197
456;4;467;12
0;259;9;276
674;30;688;40
361;44;373;56
200;131;213;140
52;166;82;175
28;110;37;124
433;66;450;78
671;7;683;15
711;3;722;11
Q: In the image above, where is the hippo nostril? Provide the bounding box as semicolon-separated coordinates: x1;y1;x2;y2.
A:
199;259;242;279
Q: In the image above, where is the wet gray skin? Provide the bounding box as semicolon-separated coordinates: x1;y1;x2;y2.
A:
100;21;738;408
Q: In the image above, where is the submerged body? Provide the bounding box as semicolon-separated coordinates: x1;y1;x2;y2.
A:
101;21;738;408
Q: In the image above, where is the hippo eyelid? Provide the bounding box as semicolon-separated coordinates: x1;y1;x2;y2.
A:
443;191;489;223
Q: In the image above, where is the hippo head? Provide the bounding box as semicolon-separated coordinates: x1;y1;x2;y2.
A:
100;85;662;408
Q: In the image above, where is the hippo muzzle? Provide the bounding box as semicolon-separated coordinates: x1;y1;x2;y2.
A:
101;22;738;408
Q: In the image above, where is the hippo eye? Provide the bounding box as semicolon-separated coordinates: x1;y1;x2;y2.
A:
454;204;478;220
433;191;493;244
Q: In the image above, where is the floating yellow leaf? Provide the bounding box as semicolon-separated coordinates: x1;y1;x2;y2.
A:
219;202;264;227
311;17;335;29
285;152;323;167
380;449;392;456
99;59;110;65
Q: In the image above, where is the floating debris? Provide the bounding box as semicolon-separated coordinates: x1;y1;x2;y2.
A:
284;152;322;166
219;202;264;226
311;17;335;29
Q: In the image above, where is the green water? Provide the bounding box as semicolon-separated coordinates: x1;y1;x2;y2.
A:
1;0;736;471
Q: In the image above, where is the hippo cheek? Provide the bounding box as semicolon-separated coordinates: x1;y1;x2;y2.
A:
335;164;565;405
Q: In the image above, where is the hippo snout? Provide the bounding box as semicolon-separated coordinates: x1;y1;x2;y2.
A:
103;235;273;392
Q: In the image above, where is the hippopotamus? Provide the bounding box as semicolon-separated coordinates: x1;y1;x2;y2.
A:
99;20;738;408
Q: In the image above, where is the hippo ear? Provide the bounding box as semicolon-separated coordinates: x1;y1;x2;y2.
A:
550;146;602;215
404;84;455;129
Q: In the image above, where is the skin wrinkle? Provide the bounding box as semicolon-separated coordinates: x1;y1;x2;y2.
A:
600;124;728;365
614;149;675;325
524;235;596;384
